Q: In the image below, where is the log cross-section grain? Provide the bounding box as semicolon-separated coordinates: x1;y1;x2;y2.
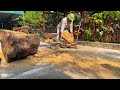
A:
61;30;74;44
0;30;40;63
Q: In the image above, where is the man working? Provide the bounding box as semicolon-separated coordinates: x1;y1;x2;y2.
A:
56;12;75;42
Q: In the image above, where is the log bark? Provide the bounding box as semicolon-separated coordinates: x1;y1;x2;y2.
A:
0;30;40;63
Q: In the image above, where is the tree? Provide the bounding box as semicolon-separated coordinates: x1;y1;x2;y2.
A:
18;11;43;27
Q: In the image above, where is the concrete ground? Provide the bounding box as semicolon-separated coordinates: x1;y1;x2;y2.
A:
1;42;120;79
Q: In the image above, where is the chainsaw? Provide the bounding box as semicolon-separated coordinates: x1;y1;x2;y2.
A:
49;30;77;49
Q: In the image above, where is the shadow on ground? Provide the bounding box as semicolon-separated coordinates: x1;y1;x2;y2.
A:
101;64;120;77
5;66;73;79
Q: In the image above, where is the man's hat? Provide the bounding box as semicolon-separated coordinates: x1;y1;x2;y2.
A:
67;13;75;21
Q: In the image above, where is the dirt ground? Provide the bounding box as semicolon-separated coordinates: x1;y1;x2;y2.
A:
1;44;120;79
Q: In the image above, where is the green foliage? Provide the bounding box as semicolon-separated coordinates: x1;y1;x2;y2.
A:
45;12;65;31
102;11;120;21
96;29;104;42
99;31;104;36
74;12;81;25
18;11;83;30
101;26;114;33
45;11;56;27
92;13;104;25
83;28;92;41
18;11;43;27
115;24;120;29
81;11;120;42
16;11;120;43
84;11;120;26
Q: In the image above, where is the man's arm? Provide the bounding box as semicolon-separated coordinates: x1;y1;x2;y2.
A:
61;19;66;32
70;20;73;33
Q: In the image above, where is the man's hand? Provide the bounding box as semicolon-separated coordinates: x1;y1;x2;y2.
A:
61;32;64;38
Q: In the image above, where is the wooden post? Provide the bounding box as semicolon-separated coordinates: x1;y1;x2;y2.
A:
11;21;13;30
64;11;66;17
1;23;3;29
80;11;84;19
80;11;84;41
57;11;59;25
77;11;82;41
42;11;46;32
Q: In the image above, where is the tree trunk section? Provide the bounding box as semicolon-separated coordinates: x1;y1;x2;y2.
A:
0;30;40;63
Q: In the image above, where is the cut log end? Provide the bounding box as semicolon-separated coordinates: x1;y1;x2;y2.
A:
0;30;40;63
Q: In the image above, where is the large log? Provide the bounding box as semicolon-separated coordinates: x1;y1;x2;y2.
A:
0;30;40;63
61;30;74;44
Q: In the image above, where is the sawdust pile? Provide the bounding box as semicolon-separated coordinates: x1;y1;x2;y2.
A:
30;48;120;79
1;47;120;79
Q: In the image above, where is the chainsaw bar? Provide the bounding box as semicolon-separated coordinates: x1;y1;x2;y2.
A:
49;42;77;49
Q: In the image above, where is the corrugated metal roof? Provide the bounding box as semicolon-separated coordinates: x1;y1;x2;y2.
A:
0;11;24;23
0;11;24;14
